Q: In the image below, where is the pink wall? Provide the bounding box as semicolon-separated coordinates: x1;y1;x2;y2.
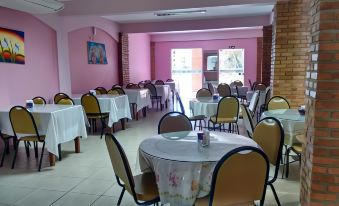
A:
69;27;118;93
128;33;151;83
153;38;258;86
0;7;59;106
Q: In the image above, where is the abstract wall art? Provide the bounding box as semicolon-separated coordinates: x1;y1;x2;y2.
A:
0;27;25;64
87;41;107;64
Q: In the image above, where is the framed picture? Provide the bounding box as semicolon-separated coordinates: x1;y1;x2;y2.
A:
0;27;25;64
87;41;107;64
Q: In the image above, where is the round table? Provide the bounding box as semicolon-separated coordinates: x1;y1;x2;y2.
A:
189;97;220;118
138;131;258;206
261;109;305;146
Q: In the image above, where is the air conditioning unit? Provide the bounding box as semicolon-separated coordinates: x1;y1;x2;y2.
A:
0;0;64;14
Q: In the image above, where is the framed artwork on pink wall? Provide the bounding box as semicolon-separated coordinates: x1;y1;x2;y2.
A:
87;41;107;64
0;27;25;64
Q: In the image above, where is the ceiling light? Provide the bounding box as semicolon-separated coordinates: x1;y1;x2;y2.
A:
154;9;207;17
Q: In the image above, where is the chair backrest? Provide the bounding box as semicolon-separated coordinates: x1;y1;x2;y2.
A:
262;87;271;111
175;92;185;114
240;104;255;137
32;96;46;105
57;97;74;105
215;96;239;123
208;83;215;94
248;79;253;90
254;83;266;91
251;81;258;91
155;80;165;85
196;88;212;98
138;81;145;88
95;87;107;94
54;93;70;104
144;83;157;97
126;83;135;89
107;89;120;95
111;87;125;95
81;93;102;114
248;90;260;115
9;106;42;140
105;134;136;197
233;80;243;87
208;146;269;206
217;83;231;97
158;112;192;134
267;96;290;110
166;79;174;82
112;84;122;88
129;84;140;89
252;117;284;182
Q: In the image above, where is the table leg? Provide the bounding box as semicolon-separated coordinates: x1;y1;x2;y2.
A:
49;153;55;166
74;137;80;153
121;119;126;130
142;107;147;117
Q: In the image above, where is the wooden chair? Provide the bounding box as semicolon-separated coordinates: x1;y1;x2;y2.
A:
217;83;231;97
54;93;70;104
252;117;284;206
145;83;162;111
81;93;109;139
95;87;107;94
240;104;255;138
176;92;206;130
105;134;160;206
9;106;46;171
32;96;46;105
267;96;290;110
195;146;269;206
158;112;192;134
196;88;212;98
209;96;240;133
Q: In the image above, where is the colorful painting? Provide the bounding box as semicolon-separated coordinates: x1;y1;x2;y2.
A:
0;27;25;64
87;41;107;64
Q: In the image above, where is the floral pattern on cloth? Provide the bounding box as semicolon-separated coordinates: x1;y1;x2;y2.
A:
139;150;217;206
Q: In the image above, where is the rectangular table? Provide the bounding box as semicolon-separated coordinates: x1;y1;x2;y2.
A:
72;94;132;127
0;104;88;166
155;85;170;105
124;89;151;120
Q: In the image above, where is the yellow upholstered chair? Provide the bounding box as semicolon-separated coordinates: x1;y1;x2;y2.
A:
267;96;290;110
105;134;160;205
232;80;243;87
217;83;231;97
81;93;109;139
240;104;255;138
285;134;304;178
145;83;163;111
54;93;70;104
95;87;107;94
209;96;240;133
9;106;46;171
196;88;212;98
155;80;165;85
195;146;269;206
111;87;125;95
252;117;284;206
158;112;192;134
0;130;14;167
56;97;74;105
32;96;46;105
107;89;120;95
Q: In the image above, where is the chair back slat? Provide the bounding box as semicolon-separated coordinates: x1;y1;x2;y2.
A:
196;88;212;98
9;106;38;135
145;83;157;97
267;96;290;110
240;104;255;137
32;96;46;105
158;112;192;134
248;90;260;114
81;94;101;114
216;96;239;122
217;83;231;97
54;93;70;104
57;97;74;105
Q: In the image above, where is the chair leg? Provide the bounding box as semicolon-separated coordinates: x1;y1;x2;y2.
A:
117;187;126;205
0;140;8;167
236;123;239;134
38;142;45;172
269;183;281;206
58;144;62;161
34;142;38;159
24;141;30;158
11;141;20;169
194;120;197;130
286;147;291;178
100;118;105;139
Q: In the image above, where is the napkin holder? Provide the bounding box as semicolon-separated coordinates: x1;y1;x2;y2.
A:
26;100;34;109
298;105;306;115
213;94;219;100
89;90;97;96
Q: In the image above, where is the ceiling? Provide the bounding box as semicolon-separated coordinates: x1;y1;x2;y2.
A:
103;4;274;23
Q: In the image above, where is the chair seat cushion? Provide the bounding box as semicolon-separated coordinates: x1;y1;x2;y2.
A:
195;195;253;206
189;115;206;121
20;135;46;141
87;113;109;119
210;116;236;124
292;144;302;153
133;172;159;201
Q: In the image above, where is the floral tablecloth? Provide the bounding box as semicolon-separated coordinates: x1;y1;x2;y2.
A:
138;131;258;206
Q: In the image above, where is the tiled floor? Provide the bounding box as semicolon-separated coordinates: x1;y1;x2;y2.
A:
0;103;300;206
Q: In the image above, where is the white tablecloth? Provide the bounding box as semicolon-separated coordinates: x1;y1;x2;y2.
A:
155;85;170;104
124;89;152;111
0;105;87;156
139;131;258;206
151;81;176;91
261;109;305;146
189;97;219;117
72;94;132;127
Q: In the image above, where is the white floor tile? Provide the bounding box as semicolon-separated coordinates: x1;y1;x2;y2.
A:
50;192;98;206
14;189;65;206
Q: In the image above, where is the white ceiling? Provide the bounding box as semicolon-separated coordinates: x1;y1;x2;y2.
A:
103;4;274;23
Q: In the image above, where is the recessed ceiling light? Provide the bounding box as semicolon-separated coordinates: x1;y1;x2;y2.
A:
154;9;207;17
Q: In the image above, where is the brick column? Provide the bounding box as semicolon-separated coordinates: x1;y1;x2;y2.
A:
257;37;263;83
119;33;130;85
271;0;310;108
301;0;339;204
262;25;272;86
151;42;156;80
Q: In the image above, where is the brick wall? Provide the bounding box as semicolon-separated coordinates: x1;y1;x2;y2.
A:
257;37;263;83
150;42;155;80
271;0;310;108
301;0;339;204
120;33;130;85
262;25;272;86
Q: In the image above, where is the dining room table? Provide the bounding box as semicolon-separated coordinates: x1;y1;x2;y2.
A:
154;84;171;107
0;104;88;166
261;109;305;146
72;94;132;129
124;88;152;120
138;131;259;206
189;96;221;118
